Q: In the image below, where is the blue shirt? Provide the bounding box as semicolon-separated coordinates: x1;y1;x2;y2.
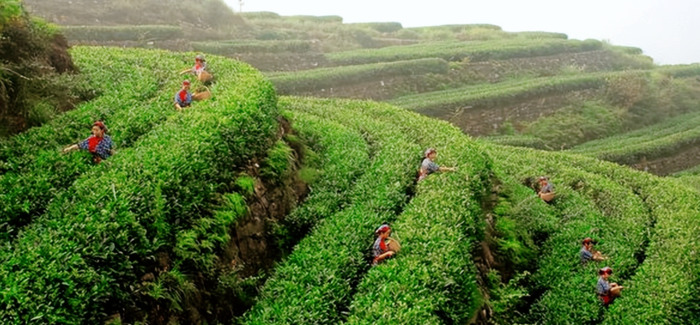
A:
597;277;611;295
418;158;440;181
580;247;593;263
373;237;387;257
174;90;192;107
421;158;440;174
78;135;113;160
540;183;553;193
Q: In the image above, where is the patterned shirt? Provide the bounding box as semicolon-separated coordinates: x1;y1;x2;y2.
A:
597;277;611;295
174;90;192;107
418;158;440;181
79;135;113;160
193;62;207;75
580;247;593;263
373;237;388;258
540;182;553;193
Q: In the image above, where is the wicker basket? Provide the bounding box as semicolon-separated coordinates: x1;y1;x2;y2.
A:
198;70;213;83
386;237;401;253
193;89;211;101
539;192;555;202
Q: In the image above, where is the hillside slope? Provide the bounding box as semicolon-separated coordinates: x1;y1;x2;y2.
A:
0;46;697;324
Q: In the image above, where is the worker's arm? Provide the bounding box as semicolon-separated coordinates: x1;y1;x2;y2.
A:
62;144;79;153
373;250;395;264
439;166;457;172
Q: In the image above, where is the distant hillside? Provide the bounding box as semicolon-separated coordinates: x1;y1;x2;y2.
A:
23;0;244;40
19;5;700;175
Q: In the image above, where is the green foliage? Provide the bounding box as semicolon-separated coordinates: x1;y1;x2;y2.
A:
570;110;700;164
0;50;278;323
514;31;568;39
141;268;197;314
274;110;370;247
24;0;244;33
61;25;183;41
348;22;403;33
0;1;81;133
240;11;281;20
525;101;625;149
0;47;184;240
260;140;294;181
326;38;603;66
484;134;549;150
234;175;256;197
269;58;449;94
192;39;312;54
484;143;700;325
391;72;614;115
286;15;343;24
244;98;422;324
0;0;21;28
175;193;247;272
346;118;491;324
485;270;531;324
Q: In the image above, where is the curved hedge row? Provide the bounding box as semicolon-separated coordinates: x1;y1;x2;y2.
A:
570;110;700;164
326;38;603;66
346;174;482;324
602;178;700;324
390;71;618;116
484;144;700;324
483;134;549;150
280;111;370;240
243;98;421;324
61;25;183;41
0;47;185;240
268;58;449;95
526;173;650;324
0;54;279;323
344;116;491;323
192;40;312;54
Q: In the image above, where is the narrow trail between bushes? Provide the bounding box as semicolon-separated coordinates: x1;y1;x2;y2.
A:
242;98;422;324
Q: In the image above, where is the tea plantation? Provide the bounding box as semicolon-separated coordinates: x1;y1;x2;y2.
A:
0;47;697;324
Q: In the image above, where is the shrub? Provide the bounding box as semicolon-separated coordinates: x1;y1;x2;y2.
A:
0;51;279;323
244;98;421;324
260;140;294;181
524;101;625;149
326;38;603;66
61;25;183;41
0;47;184;240
269;58;449;94
192;40;312;54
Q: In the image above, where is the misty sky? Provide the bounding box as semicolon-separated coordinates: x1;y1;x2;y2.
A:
223;0;700;65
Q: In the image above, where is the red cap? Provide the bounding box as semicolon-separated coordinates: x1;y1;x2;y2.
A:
582;237;593;245
93;121;106;130
375;224;390;235
599;266;613;275
182;80;191;86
